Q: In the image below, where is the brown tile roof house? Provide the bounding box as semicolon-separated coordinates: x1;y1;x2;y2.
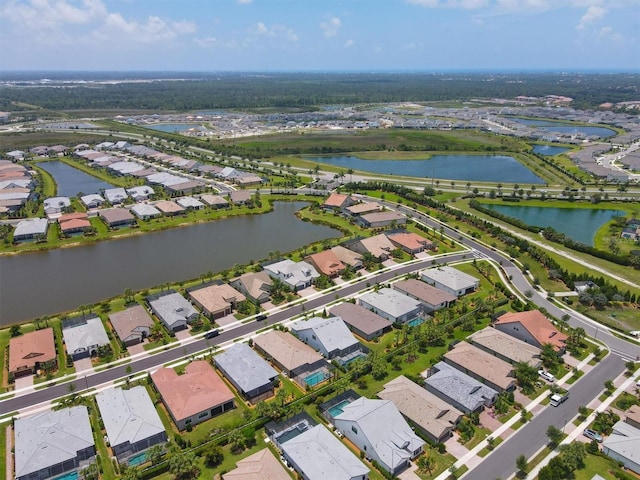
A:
468;327;541;367
345;201;381;216
379;375;463;444
307;249;346;277
165;180;205;195
108;305;155;347
151;361;235;431
253;330;326;378
625;405;640;430
200;194;228;208
349;233;396;260
331;245;363;269
494;310;568;352
99;207;135;227
188;283;246;319
392;279;457;313
58;212;91;234
230;271;272;304
322;193;354;210
222;448;291;480
329;302;392;341
388;232;433;254
229;190;252;204
154;200;185;215
9;328;57;378
444;342;516;392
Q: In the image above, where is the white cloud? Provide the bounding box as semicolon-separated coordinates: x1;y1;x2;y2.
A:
237;0;252;3
252;22;299;42
99;13;196;43
406;0;489;8
598;25;623;42
406;0;439;7
344;39;354;48
576;5;606;29
195;36;218;47
0;0;107;29
320;16;341;38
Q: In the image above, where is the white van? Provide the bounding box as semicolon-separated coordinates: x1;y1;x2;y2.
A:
550;393;568;407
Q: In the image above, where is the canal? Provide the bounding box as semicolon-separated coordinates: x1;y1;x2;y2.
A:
38;160;116;197
0;202;340;325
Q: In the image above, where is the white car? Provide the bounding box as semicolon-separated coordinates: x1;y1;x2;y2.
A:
538;369;555;382
629;331;640;338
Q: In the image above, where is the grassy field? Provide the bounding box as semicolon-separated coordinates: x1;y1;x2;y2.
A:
0;131;111;151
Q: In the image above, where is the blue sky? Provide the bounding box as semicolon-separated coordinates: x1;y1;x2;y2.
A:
1;0;638;71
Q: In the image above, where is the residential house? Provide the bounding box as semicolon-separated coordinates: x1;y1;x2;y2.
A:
322;193;355;212
230;271;272;304
108;305;154;347
379;375;463;444
358;288;423;325
154;200;185;216
264;259;320;290
331;245;363;269
104;187;128;204
420;266;480;297
14;407;96;480
347;234;396;261
9;328;57;378
95;141;115;150
268;414;370;480
62;316;110;361
96;387;167;464
422;361;498;414
130;203;162;220
358;211;406;229
126;186;154;202
290;316;364;365
164;180;205;195
602;421;640;474
147;291;199;332
468;327;541;367
329;302;392;341
43;196;71;216
306;249;346;278
443;342;516;392
151;361;235;431
80;194;105;209
58;212;91;235
345;202;382;217
253;330;328;383
200;194;228;208
222;448;291;480
494;310;568;353
98;208;136;228
188;283;246;319
574;281;597;294
392;279;457;314
625;405;640;430
388;232;433;254
6;150;25;160
214;343;279;403
229;190;252;205
176;196;205;210
13;218;48;242
332;397;424;475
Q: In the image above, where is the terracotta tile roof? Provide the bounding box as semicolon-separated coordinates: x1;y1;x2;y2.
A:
151;361;234;423
222;448;291;480
388;232;433;251
323;193;350;208
9;328;56;374
495;310;568;351
188;284;246;316
307;250;346;277
253;330;324;372
154;200;185;214
60;218;91;232
57;212;88;223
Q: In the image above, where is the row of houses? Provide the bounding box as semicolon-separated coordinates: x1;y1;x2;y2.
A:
323;193;407;229
0;160;35;215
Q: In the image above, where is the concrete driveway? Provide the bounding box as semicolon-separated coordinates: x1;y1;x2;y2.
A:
14;374;34;392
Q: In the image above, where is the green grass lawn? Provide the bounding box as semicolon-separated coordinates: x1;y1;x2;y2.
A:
573;453;619;480
0;421;8;480
415;450;457;480
477;436;503;457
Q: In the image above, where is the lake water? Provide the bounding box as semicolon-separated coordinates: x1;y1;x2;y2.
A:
532;145;570;156
308;155;545;184
0;202;340;325
38;161;115;197
510;118;616;138
144;123;207;132
484;204;624;246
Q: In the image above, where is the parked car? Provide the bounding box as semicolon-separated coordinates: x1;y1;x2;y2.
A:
629;330;640;338
256;314;268;321
583;429;603;443
204;329;220;339
538;369;555;382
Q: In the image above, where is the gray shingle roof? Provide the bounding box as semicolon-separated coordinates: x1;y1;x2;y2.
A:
214;343;278;394
290;316;359;354
423;362;498;412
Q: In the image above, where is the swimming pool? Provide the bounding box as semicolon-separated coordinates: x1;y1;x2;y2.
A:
328;399;352;418
407;318;425;327
53;472;78;480
128;451;147;466
305;371;330;387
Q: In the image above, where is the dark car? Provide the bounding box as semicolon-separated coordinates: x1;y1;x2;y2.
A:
256;314;268;321
204;329;220;339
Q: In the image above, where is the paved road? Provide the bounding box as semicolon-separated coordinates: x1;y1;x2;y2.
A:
0;253;466;414
466;354;625;480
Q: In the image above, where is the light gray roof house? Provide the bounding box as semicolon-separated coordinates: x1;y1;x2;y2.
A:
290;316;363;363
14;406;96;480
333;397;425;475
80;194;105;209
96;386;167;463
62;316;110;360
264;259;320;290
43;196;71;214
126;186;154;201
422;361;498;414
329;302;392;341
467;327;541;367
358;288;423;325
147;291;199;332
420;266;480;297
104;187;128;204
214;343;279;403
602;421;640;474
281;424;370;480
130;203;162;220
13;218;48;241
